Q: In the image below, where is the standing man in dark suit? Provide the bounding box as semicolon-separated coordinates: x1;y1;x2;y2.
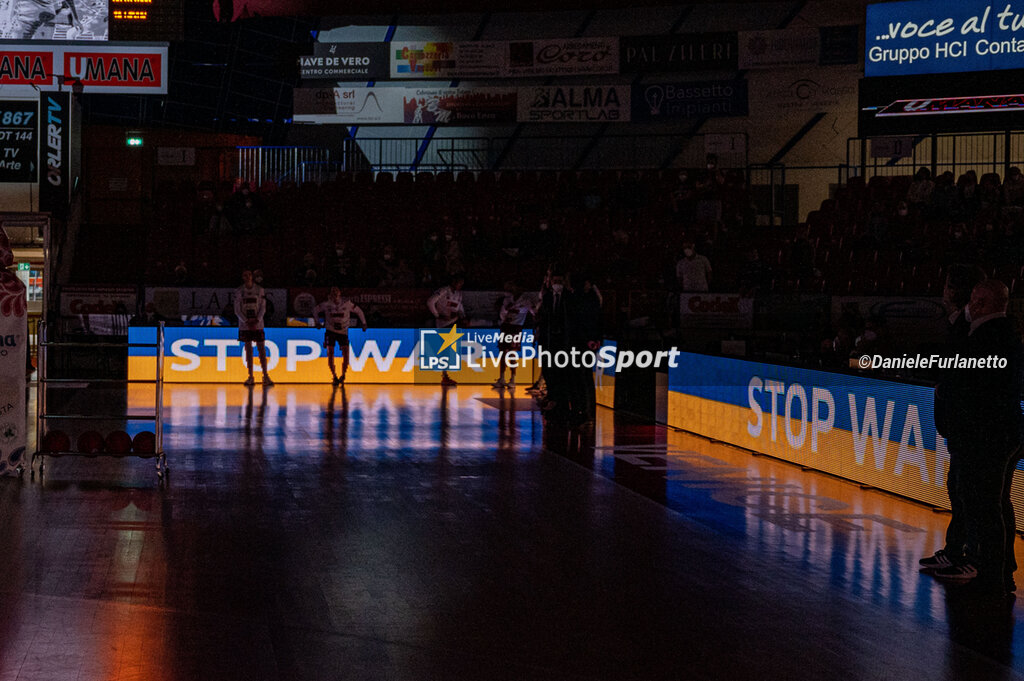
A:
931;280;1022;594
537;267;571;423
921;265;987;573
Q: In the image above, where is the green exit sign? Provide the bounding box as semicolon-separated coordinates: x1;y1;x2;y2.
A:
126;136;144;147
17;262;29;271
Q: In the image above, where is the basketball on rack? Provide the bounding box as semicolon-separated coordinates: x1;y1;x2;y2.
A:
40;429;70;453
77;430;105;455
105;430;133;455
132;431;156;454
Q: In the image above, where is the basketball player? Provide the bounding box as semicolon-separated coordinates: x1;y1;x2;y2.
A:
234;269;273;386
314;286;367;385
427;274;465;386
493;281;531;390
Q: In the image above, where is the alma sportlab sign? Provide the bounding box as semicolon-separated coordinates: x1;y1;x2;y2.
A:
866;0;1024;76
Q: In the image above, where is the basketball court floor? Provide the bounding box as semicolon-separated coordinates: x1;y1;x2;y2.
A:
1;383;1023;680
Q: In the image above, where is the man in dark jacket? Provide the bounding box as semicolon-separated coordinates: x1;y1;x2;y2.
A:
537;268;572;422
569;274;603;426
932;279;1023;593
921;265;987;573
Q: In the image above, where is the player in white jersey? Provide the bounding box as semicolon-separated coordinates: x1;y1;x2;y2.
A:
234;269;273;386
314;287;367;385
493;282;532;390
426;274;465;386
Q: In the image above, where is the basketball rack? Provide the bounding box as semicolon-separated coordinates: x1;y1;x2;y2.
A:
30;321;167;480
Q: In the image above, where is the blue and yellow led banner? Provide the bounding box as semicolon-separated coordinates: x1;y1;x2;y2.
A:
668;352;954;509
129;327;537;385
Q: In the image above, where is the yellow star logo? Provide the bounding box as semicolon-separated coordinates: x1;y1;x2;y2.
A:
436;324;464;354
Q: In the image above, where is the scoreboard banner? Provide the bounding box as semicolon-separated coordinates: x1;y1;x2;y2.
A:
667;352;959;515
128;326;538;385
0;43;167;93
866;0;1024;76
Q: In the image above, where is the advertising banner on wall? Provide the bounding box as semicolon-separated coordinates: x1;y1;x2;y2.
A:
865;0;1024;76
0;100;38;183
0;227;27;476
60;285;137;315
402;87;517;124
748;68;858;114
517;85;630;123
738;29;820;69
666;352;966;519
38;91;69;218
620;32;737;73
0;44;167;93
632;79;747;122
679;294;754;329
389;40;505;79
128;326;538;385
145;287;288;325
293;87;404;123
301;42;388;80
505;37;619;77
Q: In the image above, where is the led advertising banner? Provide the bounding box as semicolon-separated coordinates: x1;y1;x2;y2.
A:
1;0;108;39
517;85;630;123
667;352;962;514
858;68;1024;135
631;79;748;122
866;0;1024;76
0;100;37;183
300;42;389;80
0;44;167;93
128;326;538;385
620;32;738;74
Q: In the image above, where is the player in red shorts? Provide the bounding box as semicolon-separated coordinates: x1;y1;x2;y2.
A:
314;286;367;385
234;269;274;386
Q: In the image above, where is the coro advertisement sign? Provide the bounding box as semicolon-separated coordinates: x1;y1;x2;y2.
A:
866;0;1024;76
505;37;618;77
668;352;962;515
632;80;748;122
128;327;537;384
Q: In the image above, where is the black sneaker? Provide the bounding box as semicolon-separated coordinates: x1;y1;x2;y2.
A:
919;549;954;571
932;563;979;581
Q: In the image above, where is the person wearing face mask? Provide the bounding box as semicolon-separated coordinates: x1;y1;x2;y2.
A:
922;265;988;576
927;280;1023;596
675;241;712;292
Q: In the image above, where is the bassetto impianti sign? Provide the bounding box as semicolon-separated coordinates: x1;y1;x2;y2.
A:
0;44;167;93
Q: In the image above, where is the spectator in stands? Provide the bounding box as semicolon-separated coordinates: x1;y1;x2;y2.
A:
443;226;464;276
738;247;769;296
529;218;557;261
947;222;979;263
675;240;712;292
670;169;695;223
422;229;443;278
957;170;981;220
1003;167;1024;211
388;259;416;288
695;154;726;224
173;260;189;285
376;244;398;286
927;171;958;220
210;202;233;234
906;167;935;211
787;227;815;279
295;252;319;286
329;240;352;285
979;172;1003;211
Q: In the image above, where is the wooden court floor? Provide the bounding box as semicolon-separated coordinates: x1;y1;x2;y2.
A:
0;383;1022;680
